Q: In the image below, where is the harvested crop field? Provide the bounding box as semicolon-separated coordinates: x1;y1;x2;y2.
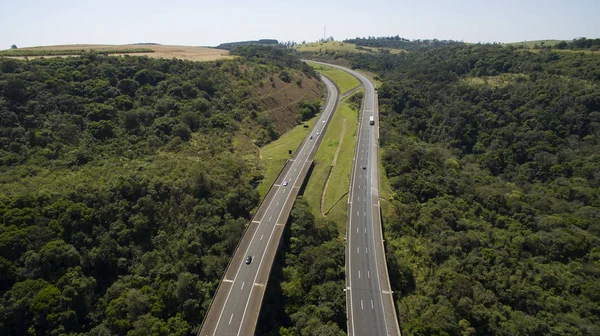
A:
1;44;233;62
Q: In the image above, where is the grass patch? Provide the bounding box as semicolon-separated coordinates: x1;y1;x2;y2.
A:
534;49;600;55
461;73;529;88
303;162;331;217
378;147;395;221
303;93;360;233
257;117;318;198
306;61;360;94
296;40;404;55
326;195;349;231
503;39;567;48
357;69;382;88
0;48;154;56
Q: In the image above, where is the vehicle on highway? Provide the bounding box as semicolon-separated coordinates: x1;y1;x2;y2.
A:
310;135;313;139
362;166;366;170
245;256;252;264
369;116;375;125
283;181;288;186
322;120;326;123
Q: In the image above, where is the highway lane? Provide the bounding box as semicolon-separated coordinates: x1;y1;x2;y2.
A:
307;61;401;336
199;75;339;336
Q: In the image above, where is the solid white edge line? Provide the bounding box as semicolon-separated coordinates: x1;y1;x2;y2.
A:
232;76;338;336
323;62;392;336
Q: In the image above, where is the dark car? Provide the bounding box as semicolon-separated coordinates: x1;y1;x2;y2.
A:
362;166;367;170
245;256;252;265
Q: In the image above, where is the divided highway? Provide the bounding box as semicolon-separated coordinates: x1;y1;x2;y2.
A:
198;75;339;336
308;61;401;336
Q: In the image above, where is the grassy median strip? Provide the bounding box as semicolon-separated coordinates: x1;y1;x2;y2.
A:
305;61;361;94
258;117;318;198
304;92;361;233
378;147;395;220
322;98;359;229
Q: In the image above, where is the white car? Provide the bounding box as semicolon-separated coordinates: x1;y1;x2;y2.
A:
322;120;326;123
283;181;288;186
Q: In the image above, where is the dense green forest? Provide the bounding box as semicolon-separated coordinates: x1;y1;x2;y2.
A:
257;198;347;336
344;36;600;52
554;38;600;51
344;36;465;51
327;45;600;335
0;47;319;335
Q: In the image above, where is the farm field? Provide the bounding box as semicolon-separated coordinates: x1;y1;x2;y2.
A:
0;44;233;61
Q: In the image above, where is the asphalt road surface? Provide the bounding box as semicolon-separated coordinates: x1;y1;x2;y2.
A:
198;75;339;336
308;61;401;336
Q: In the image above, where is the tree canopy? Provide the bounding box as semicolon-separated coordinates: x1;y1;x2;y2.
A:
344;36;466;51
257;198;347;336
334;44;600;335
0;48;320;335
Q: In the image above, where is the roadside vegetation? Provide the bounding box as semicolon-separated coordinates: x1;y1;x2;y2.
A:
296;40;403;55
344;36;466;51
305;61;360;94
255;58;363;336
0;46;320;335
312;41;600;335
316;93;361;229
258;105;319;198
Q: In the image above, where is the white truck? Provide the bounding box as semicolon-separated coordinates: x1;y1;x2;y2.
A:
369;116;374;125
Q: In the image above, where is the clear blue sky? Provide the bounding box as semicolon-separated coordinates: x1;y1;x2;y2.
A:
1;0;598;48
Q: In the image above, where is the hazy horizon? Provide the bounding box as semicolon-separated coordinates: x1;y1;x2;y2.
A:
1;0;599;49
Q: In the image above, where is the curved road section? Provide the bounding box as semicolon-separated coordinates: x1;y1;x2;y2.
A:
308;61;401;336
198;75;339;336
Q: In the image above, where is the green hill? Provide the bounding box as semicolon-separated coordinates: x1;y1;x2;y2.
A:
331;44;600;335
503;39;567;47
0;47;321;335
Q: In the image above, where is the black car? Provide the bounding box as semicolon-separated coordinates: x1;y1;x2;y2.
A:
245;256;252;265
